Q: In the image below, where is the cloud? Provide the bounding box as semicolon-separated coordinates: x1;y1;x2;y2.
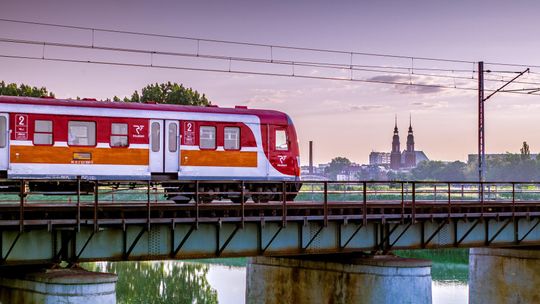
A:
349;104;388;111
364;74;446;95
410;101;448;109
243;88;304;105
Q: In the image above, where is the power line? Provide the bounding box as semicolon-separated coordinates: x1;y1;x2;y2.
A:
1;18;540;95
3;36;540;90
0;18;476;65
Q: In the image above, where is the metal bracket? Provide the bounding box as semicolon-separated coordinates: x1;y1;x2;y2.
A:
261;226;283;253
517;218;540;244
486;218;512;246
378;223;400;250
423;221;447;248
302;225;323;250
123;226;146;259
171;225;195;258
340;223;363;249
389;222;412;250
1;232;22;263
217;225;240;256
456;218;481;246
75;230;96;261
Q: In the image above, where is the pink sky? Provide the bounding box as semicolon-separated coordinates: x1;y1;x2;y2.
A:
2;0;540;165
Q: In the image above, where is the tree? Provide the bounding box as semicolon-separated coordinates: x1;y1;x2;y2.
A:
125;82;211;106
325;157;352;180
0;81;54;97
520;141;530;160
411;161;467;181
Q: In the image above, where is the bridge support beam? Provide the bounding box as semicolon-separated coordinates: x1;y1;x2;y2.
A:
469;248;540;304
246;254;432;304
0;266;117;304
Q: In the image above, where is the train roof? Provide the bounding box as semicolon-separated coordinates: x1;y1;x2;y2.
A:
0;96;291;124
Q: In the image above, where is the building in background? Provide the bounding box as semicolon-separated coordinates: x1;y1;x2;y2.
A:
369;152;390;166
372;117;429;171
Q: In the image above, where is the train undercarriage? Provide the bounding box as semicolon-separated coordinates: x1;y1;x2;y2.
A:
20;178;301;204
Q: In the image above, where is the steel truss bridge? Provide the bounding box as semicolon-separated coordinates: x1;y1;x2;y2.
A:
1;179;540;264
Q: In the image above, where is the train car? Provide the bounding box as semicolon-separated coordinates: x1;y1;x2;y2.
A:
0;96;301;202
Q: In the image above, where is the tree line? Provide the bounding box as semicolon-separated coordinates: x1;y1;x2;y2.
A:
330;142;540;182
0;81;210;106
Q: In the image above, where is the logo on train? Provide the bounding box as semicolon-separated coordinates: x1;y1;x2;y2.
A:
133;125;145;138
277;155;287;167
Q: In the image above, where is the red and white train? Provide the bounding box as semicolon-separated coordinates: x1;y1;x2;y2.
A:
0;96;301;202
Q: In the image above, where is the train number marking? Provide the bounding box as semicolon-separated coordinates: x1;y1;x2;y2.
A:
183;121;195;145
15;114;28;140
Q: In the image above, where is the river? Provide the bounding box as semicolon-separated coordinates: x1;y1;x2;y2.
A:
83;252;469;303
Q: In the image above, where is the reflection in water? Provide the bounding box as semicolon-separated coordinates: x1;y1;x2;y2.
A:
84;261;218;304
83;257;469;304
432;262;468;283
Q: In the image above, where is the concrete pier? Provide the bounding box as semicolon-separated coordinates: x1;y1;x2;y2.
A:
246;254;432;304
0;266;117;304
469;248;540;304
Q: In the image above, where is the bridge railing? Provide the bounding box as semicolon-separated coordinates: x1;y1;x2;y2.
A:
0;179;540;230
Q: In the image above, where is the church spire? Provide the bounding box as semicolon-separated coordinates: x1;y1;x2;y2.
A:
405;114;416;167
390;115;401;170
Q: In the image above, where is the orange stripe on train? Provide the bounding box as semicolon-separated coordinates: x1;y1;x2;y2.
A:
10;145;149;165
181;150;257;167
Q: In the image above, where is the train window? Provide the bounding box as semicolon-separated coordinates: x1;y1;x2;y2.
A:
110;123;128;147
0;116;5;148
275;129;288;151
199;126;216;149
151;122;160;152
68;121;96;146
34;120;53;145
168;123;177;152
224;127;240;150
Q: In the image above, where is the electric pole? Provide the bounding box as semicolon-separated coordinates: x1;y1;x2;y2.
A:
477;61;529;182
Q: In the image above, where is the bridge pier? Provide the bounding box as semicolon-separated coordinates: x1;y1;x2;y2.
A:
246;254;432;304
0;265;117;304
469;248;540;304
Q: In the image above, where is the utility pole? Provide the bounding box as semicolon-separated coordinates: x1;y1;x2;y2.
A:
477;61;529;182
309;141;313;174
478;62;485;182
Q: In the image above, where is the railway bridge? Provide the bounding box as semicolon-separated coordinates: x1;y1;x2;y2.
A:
1;179;540;303
0;179;539;263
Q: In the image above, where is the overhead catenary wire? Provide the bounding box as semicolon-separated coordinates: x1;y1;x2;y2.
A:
1;18;540;95
2;36;540;90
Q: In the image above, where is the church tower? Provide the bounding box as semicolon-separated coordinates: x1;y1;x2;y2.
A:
390;116;401;170
404;115;417;168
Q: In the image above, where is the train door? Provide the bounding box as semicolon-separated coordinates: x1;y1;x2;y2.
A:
0;114;8;170
149;120;164;172
164;120;179;172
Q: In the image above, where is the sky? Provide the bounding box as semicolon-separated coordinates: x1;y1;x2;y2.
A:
2;0;540;165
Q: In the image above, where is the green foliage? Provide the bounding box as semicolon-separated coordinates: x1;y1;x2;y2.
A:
0;81;54;97
325;157;352;180
124;82;211;106
411;161;468;181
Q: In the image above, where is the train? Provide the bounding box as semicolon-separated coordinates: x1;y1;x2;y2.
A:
0;96;301;203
